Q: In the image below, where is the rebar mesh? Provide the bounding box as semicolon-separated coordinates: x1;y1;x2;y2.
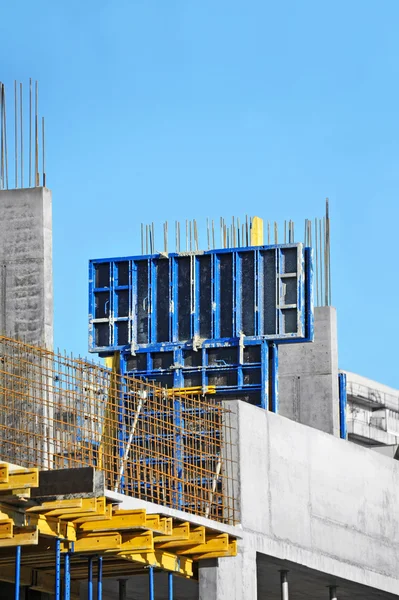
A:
0;336;238;524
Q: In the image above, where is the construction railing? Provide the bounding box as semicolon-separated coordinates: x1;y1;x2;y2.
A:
0;336;238;524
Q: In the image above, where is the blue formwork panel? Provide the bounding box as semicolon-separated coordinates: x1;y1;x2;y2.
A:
89;243;313;354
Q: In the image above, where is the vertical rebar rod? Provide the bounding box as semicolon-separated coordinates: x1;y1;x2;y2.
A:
14;81;18;188
319;218;323;306
42;116;45;186
3;84;8;189
35;80;39;186
141;223;144;254
0;83;3;189
29;78;32;187
55;538;61;600
14;546;21;600
280;570;289;600
315;218;319;307
20;83;23;187
87;556;93;600
212;219;215;249
97;556;103;600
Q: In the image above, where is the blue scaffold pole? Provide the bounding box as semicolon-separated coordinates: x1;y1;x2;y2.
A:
14;546;21;600
97;556;103;600
64;552;71;600
87;556;93;600
168;572;173;600
149;566;154;600
55;538;61;600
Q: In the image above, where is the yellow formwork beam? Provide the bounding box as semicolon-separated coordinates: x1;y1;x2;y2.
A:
177;533;229;555
0;519;13;539
0;527;38;547
154;522;190;543
0;468;39;491
119;550;194;577
155;525;205;549
193;540;237;561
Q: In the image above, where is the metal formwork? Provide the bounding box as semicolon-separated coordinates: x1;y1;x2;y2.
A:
89;243;313;408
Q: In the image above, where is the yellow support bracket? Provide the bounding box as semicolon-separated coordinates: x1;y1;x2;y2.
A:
0;519;13;539
155;526;205;549
0;526;38;547
0;469;39;491
176;533;229;555
154;522;190;543
193;539;237;560
118;550;194;577
78;509;147;532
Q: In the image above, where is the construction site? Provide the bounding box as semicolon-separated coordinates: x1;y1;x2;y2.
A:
0;78;399;600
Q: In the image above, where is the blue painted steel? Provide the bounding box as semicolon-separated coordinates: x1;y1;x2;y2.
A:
270;343;279;413
339;372;347;440
87;556;93;600
89;243;311;354
14;546;21;600
97;556;103;600
55;539;61;600
64;552;71;600
149;566;154;600
260;342;269;410
168;572;173;600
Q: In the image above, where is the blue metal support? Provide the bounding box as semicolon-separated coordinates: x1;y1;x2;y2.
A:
149;566;154;600
173;394;183;509
339;372;348;440
168;572;173;600
14;546;21;600
64;552;71;600
55;539;61;600
270;342;279;413
260;341;268;410
97;556;103;600
87;557;93;600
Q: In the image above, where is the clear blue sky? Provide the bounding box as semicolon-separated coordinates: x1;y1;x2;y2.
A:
1;0;399;386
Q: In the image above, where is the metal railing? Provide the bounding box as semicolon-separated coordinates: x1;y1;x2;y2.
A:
0;336;237;524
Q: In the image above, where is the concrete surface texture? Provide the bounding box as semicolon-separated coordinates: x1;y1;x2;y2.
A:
230;400;399;598
279;306;340;436
0;187;53;348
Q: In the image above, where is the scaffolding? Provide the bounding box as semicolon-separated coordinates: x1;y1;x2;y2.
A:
0;336;237;525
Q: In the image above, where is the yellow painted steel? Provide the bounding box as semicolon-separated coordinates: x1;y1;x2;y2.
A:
250;216;264;246
0;463;237;589
0;468;39;490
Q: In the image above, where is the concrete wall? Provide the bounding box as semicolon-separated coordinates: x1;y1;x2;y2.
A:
278;306;340;436
0;187;53;348
231;400;399;596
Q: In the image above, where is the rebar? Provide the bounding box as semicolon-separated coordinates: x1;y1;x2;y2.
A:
0;335;237;524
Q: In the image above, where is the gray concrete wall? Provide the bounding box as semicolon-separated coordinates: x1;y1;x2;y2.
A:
278;306;340;436
231;400;399;596
0;187;53;348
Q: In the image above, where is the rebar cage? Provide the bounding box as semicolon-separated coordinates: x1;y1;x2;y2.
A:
0;336;238;524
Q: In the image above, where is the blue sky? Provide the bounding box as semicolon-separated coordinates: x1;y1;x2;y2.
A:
1;0;399;386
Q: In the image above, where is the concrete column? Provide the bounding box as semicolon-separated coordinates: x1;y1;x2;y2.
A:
0;187;53;348
329;586;337;600
280;570;289;600
278;306;340;436
199;548;257;600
